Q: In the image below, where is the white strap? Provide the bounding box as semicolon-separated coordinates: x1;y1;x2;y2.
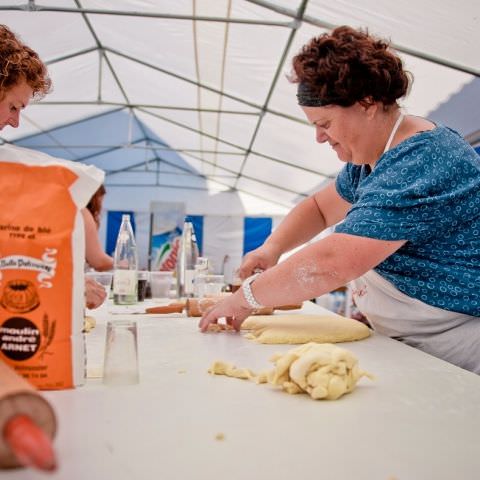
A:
383;113;404;153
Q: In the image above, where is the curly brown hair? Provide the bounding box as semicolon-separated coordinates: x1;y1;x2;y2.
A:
0;24;51;100
86;185;106;228
291;26;411;107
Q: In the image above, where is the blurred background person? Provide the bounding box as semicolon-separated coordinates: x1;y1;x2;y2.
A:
83;184;113;271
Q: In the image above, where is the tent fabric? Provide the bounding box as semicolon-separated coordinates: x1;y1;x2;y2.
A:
0;1;479;216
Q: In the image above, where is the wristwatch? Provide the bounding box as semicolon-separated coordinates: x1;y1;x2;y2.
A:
241;272;264;309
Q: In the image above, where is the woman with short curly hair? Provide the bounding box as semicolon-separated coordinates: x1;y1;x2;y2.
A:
200;26;480;374
0;24;108;308
0;24;51;130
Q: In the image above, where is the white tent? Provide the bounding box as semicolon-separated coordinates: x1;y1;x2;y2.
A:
0;0;479;218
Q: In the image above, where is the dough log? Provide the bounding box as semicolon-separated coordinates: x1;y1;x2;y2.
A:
242;314;371;344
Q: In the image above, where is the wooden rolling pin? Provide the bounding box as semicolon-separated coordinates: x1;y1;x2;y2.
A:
145;302;186;314
186;296;302;317
0;361;57;471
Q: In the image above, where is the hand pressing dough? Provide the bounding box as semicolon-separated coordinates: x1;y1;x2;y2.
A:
208;343;373;400
207;323;234;333
241;314;370;344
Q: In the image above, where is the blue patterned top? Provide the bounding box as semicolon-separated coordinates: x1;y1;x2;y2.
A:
335;125;480;316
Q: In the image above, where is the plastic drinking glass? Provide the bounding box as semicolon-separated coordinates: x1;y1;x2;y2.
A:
196;274;225;297
102;320;139;386
149;271;173;299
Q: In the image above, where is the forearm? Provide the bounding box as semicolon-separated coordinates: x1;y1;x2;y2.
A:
87;254;113;272
248;243;346;307
83;208;113;271
264;196;327;255
248;234;405;307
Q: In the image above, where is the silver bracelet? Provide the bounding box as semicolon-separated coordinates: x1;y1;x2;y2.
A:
241;273;264;309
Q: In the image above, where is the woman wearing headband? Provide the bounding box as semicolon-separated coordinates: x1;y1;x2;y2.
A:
200;26;480;373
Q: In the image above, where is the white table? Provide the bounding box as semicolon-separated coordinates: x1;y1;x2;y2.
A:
9;301;480;480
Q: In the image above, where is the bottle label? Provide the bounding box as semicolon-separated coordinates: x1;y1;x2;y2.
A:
113;270;137;295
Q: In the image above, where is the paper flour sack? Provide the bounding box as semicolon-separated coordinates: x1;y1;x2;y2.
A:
0;144;103;389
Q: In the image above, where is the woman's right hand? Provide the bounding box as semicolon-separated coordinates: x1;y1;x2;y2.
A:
237;243;282;280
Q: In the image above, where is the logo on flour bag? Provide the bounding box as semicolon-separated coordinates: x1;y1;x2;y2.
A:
0;317;40;360
0;313;56;361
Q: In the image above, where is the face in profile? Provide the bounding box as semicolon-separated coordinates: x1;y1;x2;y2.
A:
0;81;33;131
301;103;377;166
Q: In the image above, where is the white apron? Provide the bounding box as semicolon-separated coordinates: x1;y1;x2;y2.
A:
351;114;480;374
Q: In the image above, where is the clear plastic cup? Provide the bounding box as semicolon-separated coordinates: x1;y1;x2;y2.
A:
103;320;139;386
149;271;173;299
195;274;225;297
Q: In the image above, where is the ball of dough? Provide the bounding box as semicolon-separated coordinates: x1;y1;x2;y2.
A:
267;342;373;400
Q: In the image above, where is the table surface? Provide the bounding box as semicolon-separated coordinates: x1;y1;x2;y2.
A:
8;300;480;480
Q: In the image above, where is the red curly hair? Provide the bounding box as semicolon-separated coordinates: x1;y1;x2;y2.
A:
0;24;51;100
291;26;411;107
86;185;106;228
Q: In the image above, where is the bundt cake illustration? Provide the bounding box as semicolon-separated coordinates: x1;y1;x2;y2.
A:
0;279;40;313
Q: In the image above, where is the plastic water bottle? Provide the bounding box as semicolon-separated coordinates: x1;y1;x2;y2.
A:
176;221;199;298
113;214;138;305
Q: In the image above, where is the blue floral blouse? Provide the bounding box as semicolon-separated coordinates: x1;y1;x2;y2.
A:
335;125;480;316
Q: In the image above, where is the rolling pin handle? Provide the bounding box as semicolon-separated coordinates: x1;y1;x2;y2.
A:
3;414;57;472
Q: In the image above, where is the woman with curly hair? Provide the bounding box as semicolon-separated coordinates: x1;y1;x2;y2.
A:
0;24;51;129
200;26;480;373
0;24;108;307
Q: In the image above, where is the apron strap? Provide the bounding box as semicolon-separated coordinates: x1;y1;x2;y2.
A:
383;113;404;153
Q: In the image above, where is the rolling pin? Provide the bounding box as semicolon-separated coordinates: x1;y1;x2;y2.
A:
0;360;57;471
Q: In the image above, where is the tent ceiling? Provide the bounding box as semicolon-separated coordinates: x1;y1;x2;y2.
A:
0;0;479;214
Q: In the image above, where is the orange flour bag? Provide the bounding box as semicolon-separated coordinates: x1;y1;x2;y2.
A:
0;144;103;389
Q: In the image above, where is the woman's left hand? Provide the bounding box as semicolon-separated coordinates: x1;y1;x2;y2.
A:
85;277;107;309
198;291;253;332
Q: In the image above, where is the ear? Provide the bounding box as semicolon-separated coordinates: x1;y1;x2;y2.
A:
358;97;378;119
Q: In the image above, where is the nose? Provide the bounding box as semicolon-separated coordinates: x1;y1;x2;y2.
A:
315;126;328;144
8;111;20;128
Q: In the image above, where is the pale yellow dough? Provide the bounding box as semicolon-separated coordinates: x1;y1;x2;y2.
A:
208;342;373;400
241;314;370;344
83;315;96;333
208;361;255;380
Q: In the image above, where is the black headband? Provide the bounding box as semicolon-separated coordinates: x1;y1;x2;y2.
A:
296;82;338;107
